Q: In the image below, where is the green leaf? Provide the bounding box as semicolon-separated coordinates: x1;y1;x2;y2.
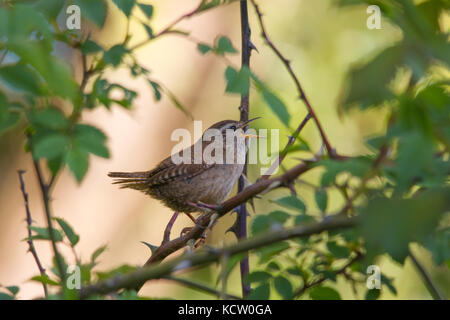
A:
30;275;59;286
75;0;107;27
294;213;315;225
315;189;328;213
65;147;89;182
215;36;237;54
96;264;137;280
164;88;192;118
91;245;107;264
28;226;63;242
326;241;350;259
138;3;154;19
0;112;20;136
266;261;280;271
274;276;293;300
215;252;246;286
319;157;372;186
247;283;270;300
309;286;341;300
47;156;63;176
104;45;129;67
74;124;109;158
424;227;450;266
81;39;104;54
6;286;19;296
148;80;162;101
0;292;13;300
54;217;80;247
29;107;68;130
381;274;397;295
244;271;272;285
365;289;381;300
109;84;137;108
361;189;449;263
112;0;135;17
35;0;66;21
273;195;306;213
257;241;290;264
224;66;250;95
143;24;153;39
33;133;69;160
251;215;271;235
254;80;290;126
197;43;212;55
0;64;43;95
268;210;290;224
341;45;402;110
394;132;434;194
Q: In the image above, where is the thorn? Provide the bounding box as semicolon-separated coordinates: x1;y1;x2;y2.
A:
240;173;253;188
287;135;295;144
226;218;239;237
140;241;158;254
186;239;195;253
287;183;297;196
249;40;259;53
316;143;326;158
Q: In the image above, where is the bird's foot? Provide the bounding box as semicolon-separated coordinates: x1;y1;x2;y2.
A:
187;201;220;212
180;213;219;249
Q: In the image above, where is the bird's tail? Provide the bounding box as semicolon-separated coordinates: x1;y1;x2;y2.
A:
108;171;149;191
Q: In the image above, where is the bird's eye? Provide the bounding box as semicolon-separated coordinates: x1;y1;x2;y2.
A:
230;125;237;131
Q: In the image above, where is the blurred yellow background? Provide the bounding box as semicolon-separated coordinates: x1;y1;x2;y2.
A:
0;0;447;299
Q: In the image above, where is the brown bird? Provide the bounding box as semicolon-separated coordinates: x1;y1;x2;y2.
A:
108;118;259;224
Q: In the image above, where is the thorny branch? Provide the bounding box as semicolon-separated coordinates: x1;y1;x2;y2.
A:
249;0;339;159
236;0;252;298
408;249;444;300
18;170;48;297
293;251;364;298
79;214;357;298
32;160;67;285
162;275;241;300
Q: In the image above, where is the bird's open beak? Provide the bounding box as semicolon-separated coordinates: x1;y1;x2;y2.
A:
238;117;261;129
238;117;262;139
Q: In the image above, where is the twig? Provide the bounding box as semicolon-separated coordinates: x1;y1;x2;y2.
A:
79;214;357;298
18;170;48;297
236;0;252;298
293;250;363;298
408;249;444;300
162;275;241;300
262;113;312;178
130;2;203;51
163;212;179;244
32;160;67;285
250;0;338;158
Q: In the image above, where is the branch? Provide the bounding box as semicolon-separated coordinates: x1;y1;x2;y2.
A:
130;1;204;51
79;215;357;299
408;249;444;300
18;170;48;297
249;0;339;159
32;160;67;285
262;113;312;179
293;250;363;298
236;0;252;298
162;276;241;300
